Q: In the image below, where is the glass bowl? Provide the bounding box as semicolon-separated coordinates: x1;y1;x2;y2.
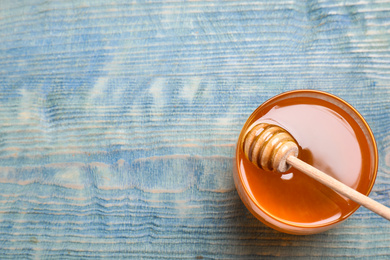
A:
233;90;378;235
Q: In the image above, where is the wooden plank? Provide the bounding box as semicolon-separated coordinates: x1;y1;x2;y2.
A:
0;0;390;258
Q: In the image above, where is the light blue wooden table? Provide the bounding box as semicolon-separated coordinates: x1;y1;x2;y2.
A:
1;0;390;259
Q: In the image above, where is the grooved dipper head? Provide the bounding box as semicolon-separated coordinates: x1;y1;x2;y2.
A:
243;123;299;173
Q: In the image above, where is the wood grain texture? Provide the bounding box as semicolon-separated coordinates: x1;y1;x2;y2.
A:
1;0;390;259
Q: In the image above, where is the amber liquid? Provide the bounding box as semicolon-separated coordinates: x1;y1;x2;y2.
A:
238;96;375;226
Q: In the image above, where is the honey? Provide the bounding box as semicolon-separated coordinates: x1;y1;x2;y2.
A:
234;90;377;234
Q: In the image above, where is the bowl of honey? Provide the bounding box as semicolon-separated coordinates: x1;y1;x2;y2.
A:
234;90;378;235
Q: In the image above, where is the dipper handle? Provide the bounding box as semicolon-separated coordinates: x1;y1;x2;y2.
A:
286;156;390;221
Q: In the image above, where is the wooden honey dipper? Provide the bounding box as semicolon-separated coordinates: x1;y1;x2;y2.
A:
243;123;390;221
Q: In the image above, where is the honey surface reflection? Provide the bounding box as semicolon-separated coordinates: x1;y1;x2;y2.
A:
237;95;375;227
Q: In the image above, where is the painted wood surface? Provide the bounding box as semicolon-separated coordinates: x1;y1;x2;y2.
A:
1;0;390;258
